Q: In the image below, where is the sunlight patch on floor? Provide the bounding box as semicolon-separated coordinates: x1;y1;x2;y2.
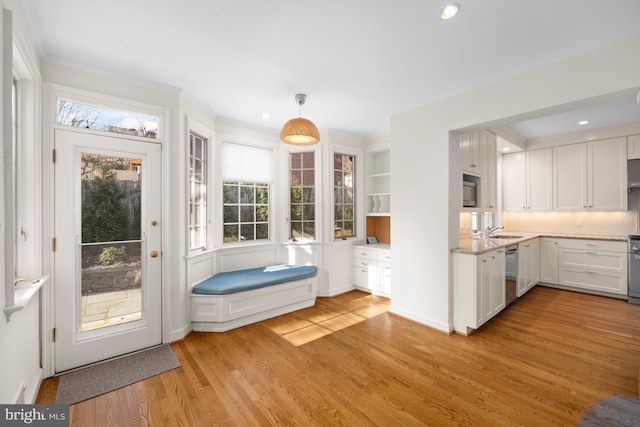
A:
276;297;388;346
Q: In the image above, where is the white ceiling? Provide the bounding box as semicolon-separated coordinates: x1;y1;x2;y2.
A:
18;0;640;139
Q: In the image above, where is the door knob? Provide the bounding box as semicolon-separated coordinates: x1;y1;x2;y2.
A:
150;251;159;258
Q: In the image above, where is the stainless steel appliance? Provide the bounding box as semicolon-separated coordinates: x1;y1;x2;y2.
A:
463;180;477;207
505;244;518;306
628;235;640;304
628;159;640;188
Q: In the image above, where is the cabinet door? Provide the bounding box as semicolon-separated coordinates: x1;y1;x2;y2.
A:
527;149;552;211
588;137;627;210
627;135;640;160
483;131;497;209
539;239;559;284
502;153;526;212
490;250;506;315
477;252;493;326
525;239;540;290
553;144;587;211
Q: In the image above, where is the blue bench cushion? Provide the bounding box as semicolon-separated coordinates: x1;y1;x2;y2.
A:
192;264;318;296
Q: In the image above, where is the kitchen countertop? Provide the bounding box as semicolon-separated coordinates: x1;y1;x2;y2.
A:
453;232;628;255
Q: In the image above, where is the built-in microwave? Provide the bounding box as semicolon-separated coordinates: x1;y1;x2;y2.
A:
463;180;477;207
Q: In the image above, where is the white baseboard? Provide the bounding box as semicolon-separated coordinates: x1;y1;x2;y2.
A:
388;305;452;333
170;325;192;342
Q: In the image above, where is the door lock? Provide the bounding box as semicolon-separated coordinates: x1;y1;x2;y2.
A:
150;251;159;258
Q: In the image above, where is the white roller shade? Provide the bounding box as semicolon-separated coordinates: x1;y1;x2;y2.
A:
222;142;272;183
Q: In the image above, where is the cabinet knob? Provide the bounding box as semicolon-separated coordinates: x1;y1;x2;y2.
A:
471;164;477;168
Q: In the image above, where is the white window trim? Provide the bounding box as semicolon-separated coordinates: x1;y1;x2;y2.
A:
186;116;214;254
328;144;364;243
214;134;277;248
283;145;321;243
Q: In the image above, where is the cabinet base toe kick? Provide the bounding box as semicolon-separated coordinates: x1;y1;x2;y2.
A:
538;282;627;300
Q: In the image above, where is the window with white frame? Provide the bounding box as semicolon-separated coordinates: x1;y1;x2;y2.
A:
188;132;208;250
56;98;159;139
222;143;272;243
289;151;315;241
333;152;356;239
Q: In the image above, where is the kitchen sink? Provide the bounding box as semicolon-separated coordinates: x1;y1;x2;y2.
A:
488;235;523;239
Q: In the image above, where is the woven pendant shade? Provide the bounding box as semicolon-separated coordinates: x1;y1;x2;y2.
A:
280;117;320;145
280;94;320;145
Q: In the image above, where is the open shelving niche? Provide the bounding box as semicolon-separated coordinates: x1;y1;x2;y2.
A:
365;148;391;244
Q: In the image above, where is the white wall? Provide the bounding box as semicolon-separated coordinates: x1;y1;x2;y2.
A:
0;0;43;404
390;35;640;332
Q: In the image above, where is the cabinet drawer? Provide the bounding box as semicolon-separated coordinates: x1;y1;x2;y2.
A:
559;268;627;295
353;258;376;269
377;250;391;262
559;248;626;273
353;248;377;261
557;239;625;253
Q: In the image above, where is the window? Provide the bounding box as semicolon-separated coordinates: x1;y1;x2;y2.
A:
223;182;269;242
188;132;207;249
56;99;159;139
221;143;272;243
334;153;355;239
289;152;315;240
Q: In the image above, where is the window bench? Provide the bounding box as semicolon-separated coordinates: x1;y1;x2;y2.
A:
190;264;318;332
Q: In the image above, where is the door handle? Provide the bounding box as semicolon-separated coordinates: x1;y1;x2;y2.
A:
150;251;159;258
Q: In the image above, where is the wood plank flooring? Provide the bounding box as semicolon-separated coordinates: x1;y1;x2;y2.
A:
37;286;640;426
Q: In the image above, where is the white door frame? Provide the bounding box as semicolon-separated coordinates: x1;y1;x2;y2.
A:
40;84;170;378
53;129;163;372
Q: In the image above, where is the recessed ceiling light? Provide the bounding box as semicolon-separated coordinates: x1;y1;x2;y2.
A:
578;120;589;125
262;113;270;119
441;4;460;20
502;147;510;152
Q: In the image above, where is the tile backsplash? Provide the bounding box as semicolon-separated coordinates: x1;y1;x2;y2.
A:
460;191;640;237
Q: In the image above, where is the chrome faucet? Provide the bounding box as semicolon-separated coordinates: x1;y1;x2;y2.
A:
485;225;504;237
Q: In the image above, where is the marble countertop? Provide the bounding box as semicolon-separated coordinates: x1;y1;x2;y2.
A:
453;232;627;255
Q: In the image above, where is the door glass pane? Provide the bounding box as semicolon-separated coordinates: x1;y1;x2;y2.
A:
80;153;143;332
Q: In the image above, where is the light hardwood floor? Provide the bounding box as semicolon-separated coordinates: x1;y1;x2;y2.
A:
37;286;640;426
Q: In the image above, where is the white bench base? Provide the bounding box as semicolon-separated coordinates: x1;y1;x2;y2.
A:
190;276;318;332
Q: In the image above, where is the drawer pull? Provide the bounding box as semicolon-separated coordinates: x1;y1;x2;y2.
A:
585;251;597;255
586;243;598;247
585;270;598;275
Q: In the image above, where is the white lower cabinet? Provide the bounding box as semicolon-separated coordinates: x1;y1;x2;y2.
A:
557;239;627;296
353;245;391;296
453;248;505;334
517;238;540;296
539;238;560;284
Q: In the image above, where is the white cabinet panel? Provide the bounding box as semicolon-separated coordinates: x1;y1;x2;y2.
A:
352;245;391;296
527;149;553;211
517;238;540;296
553;143;588;211
502;153;526;212
553;138;627;211
588;137;627;211
539;239;559;285
627;134;640;159
453;248;505;334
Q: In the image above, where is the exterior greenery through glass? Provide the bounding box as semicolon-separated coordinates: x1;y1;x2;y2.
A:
223;182;269;242
333;153;355;239
188;132;207;249
289;152;315;240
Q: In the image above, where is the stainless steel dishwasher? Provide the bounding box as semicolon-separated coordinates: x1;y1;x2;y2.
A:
505;244;518;306
629;235;640;304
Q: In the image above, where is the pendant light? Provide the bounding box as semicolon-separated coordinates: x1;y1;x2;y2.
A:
280;94;320;145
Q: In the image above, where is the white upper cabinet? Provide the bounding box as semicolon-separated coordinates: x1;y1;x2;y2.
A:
588;137;627;210
483;132;497;210
502;148;552;212
502;152;526;211
526;148;553;211
460;130;497;210
627;134;640;159
553;143;588;211
460;131;486;176
553;138;627;211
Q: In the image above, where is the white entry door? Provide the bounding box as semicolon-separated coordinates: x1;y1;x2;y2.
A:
54;129;162;372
